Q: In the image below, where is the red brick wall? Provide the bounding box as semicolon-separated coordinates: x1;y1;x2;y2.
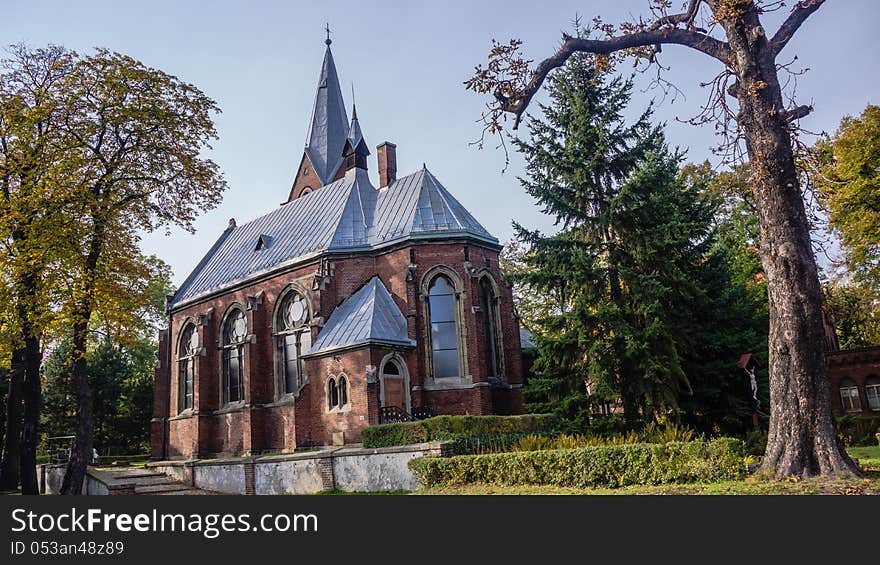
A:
152;239;525;459
827;346;880;417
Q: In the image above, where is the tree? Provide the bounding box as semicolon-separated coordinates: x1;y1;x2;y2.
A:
467;0;858;478
53;49;225;494
815;105;880;292
41;257;172;457
510;52;719;428
0;45;76;494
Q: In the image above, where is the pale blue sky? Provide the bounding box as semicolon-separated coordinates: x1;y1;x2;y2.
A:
3;0;877;286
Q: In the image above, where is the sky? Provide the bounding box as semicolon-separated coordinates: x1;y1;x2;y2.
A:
2;0;878;287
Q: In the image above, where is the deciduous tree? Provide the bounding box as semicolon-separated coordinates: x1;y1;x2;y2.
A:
467;0;858;478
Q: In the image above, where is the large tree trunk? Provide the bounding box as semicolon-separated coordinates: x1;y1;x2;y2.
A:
718;4;860;477
60;228;102;495
59;317;94;495
0;355;24;490
20;331;42;495
0;267;42;491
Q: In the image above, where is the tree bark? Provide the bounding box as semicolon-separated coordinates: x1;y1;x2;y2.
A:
0;267;42;492
20;330;42;495
717;3;860;477
0;356;24;490
60;226;103;495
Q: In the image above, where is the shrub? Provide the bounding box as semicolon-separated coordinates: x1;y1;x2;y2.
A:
510;423;699;452
409;438;746;489
836;415;880;447
744;429;768;456
362;414;558;449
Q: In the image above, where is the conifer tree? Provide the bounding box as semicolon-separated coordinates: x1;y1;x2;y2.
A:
512;52;716;428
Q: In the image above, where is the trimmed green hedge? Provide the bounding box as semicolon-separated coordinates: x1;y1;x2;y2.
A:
408;438;746;489
362;414;557;450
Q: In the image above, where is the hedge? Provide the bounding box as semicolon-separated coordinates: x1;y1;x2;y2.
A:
362;414;557;450
408;438;746;489
836;415;880;447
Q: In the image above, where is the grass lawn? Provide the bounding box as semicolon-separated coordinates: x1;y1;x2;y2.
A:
414;446;880;495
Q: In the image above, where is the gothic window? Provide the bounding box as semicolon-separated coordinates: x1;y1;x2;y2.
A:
839;379;861;413
327;377;339;411
222;308;247;404
478;277;502;378
276;290;312;395
866;376;880;412
326;375;349;411
177;323;198;412
338;376;348;408
428;275;460;378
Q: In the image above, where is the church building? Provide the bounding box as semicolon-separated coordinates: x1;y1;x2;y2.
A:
150;37;524;459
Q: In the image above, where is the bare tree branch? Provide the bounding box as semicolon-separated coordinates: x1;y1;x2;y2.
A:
500;28;731;128
770;0;828;57
650;0;704;30
785;104;813;122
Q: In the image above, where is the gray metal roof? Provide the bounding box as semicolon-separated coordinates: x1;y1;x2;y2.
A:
347;104;366;153
304;45;349;185
171;166;498;308
309;276;415;355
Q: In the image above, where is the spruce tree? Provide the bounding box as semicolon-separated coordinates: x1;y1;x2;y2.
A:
512;52;716;429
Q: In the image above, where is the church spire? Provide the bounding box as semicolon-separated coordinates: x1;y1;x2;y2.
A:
303;29;349;186
347;86;367;154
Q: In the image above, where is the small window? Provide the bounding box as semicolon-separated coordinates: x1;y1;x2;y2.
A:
328;378;338;411
338;376;348;407
866;377;880;411
839;379;861;413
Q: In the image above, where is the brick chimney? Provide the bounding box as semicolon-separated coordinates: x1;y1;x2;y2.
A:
377;142;397;188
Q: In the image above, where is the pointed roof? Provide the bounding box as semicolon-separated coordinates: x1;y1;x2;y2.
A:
347;104;368;154
304;44;349;185
309;277;415;355
170;166;496;308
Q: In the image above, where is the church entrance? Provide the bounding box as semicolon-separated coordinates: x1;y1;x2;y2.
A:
380;357;409;412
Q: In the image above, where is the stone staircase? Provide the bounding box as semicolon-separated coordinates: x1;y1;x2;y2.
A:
90;467;216;495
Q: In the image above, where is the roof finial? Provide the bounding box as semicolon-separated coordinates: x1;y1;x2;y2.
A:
325;23;332;46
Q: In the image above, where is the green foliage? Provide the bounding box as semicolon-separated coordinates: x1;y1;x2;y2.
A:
744;428;768;456
408;438;746;489
822;279;880;349
40;336;155;456
836;415;880;447
508;53;760;433
361;414;557;450
511;422;697;452
816;105;880;292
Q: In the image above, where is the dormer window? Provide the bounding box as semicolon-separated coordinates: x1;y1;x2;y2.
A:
255;234;272;252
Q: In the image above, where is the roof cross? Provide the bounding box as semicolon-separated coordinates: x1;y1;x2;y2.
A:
325;23;332;46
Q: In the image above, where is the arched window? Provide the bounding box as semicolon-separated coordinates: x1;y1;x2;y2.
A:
221;309;247;404
428;275;460;378
276;290;312;395
177;323;198;412
338;376;348;408
839;379;861;413
866;376;880;412
478;277;502;378
327;377;339;411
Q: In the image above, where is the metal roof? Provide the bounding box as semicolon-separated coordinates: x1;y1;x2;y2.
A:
309;276;415;355
304;45;349;185
347;104;366;153
171;166;497;308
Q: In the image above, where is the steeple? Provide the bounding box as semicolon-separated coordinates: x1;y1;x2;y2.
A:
348;102;366;152
303;32;350;187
